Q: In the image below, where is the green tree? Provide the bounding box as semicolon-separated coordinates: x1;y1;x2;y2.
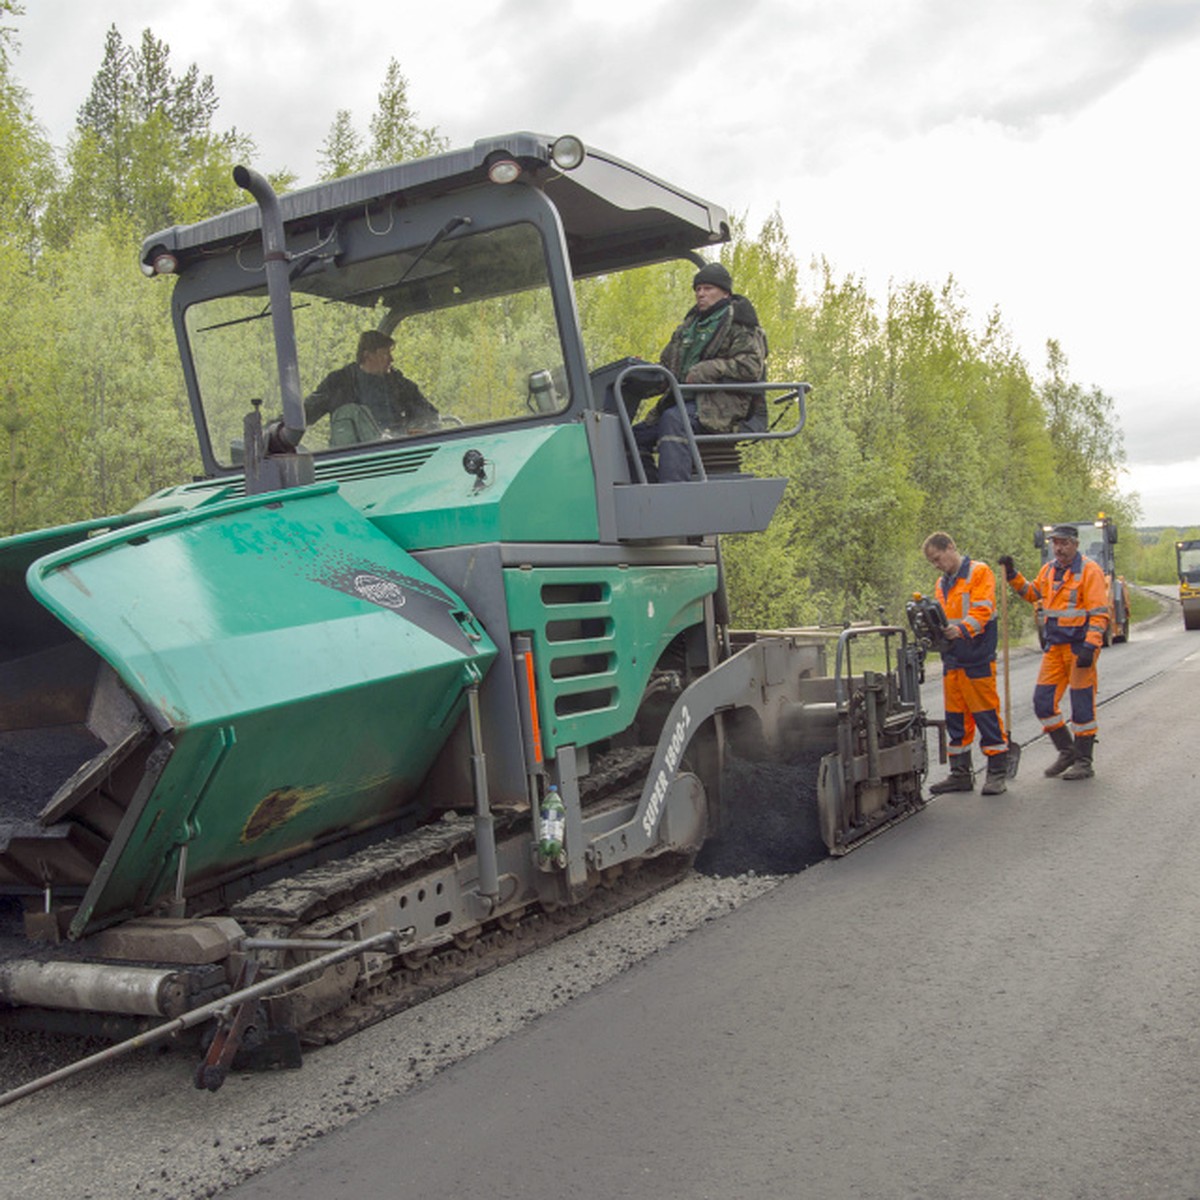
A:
55;24;254;237
0;20;1139;622
573;212;1132;628
1039;339;1126;514
318;59;447;181
0;8;57;530
9;220;197;529
366;58;446;167
0;0;18;55
0;14;55;257
1132;527;1200;584
318;109;364;179
0;385;30;536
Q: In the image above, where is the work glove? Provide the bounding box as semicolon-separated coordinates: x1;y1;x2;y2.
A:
997;555;1017;581
1074;643;1096;668
265;419;292;454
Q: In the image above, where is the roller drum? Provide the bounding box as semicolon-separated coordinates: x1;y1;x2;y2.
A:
0;960;187;1017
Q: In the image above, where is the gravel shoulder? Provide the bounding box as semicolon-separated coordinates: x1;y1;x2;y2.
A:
0;869;785;1199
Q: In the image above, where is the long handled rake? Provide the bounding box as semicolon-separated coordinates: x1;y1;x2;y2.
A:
999;575;1021;777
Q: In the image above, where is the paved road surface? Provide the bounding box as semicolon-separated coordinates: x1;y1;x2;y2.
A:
224;606;1200;1198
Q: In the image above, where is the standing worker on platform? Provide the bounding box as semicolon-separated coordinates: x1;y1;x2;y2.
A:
922;532;1010;796
998;523;1110;781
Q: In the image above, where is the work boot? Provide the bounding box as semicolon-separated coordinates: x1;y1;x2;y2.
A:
1043;725;1076;777
981;751;1008;795
929;752;975;794
1060;737;1095;781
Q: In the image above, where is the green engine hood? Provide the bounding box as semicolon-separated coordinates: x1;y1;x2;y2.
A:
25;484;496;934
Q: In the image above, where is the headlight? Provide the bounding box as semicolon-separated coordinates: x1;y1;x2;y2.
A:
550;135;585;171
487;158;522;184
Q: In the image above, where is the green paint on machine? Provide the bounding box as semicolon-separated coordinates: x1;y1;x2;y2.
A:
17;485;497;932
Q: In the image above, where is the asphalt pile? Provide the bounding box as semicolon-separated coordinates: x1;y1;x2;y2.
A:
697;750;827;876
0;725;100;819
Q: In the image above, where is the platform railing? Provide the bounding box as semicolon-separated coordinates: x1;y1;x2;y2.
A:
610;363;810;485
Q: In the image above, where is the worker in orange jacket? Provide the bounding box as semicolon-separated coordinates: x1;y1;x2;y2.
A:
922;532;1009;795
998;523;1110;781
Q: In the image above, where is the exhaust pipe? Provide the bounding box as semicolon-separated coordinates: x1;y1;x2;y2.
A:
232;165;306;449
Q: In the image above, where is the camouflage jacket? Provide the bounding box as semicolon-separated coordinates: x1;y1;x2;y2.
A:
304;362;439;446
654;295;768;431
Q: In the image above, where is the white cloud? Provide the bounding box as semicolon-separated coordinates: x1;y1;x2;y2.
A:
1123;458;1200;527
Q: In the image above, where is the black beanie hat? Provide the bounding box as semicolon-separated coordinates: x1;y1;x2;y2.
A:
692;262;733;293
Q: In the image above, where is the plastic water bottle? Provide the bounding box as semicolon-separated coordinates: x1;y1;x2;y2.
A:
539;786;565;862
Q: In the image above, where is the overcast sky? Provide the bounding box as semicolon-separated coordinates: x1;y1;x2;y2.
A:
9;0;1199;525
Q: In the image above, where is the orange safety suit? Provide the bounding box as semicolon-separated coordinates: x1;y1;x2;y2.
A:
1008;552;1110;738
934;557;1006;758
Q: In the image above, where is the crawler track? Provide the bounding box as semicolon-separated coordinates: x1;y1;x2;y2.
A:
225;747;689;1045
300;852;693;1045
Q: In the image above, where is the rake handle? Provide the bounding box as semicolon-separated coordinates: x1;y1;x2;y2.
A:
1000;571;1012;730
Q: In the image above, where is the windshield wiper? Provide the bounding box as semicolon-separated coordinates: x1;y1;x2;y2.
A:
197;223;340;333
196;301;313;334
341;215;472;302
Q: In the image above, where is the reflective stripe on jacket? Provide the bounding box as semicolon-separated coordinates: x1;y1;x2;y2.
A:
935;556;998;670
1011;553;1110;648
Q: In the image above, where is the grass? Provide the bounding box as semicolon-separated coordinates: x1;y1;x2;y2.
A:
1128;589;1162;625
